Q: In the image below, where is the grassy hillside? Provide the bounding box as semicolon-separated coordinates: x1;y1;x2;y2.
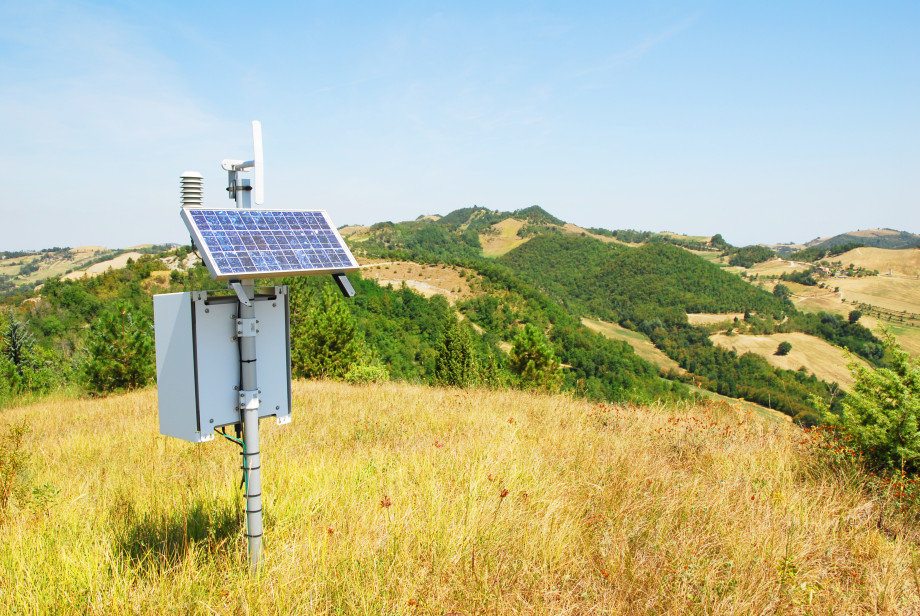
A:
710;332;867;389
2;382;918;613
832;247;920;277
581;317;683;374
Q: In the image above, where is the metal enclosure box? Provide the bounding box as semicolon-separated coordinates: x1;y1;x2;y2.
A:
153;287;291;443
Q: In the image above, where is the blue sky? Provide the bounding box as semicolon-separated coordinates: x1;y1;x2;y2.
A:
1;1;917;250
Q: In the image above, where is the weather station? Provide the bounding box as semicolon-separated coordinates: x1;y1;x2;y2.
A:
153;121;359;571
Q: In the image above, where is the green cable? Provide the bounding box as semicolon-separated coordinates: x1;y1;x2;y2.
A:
218;428;250;539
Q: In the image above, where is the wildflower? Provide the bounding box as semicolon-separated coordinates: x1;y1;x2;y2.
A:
380;495;392;508
500;488;509;499
327;526;335;534
434;440;443;448
508;417;515;424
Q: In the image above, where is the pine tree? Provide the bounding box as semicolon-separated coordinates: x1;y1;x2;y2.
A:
291;285;362;379
816;330;920;471
509;325;562;392
84;302;155;395
2;309;35;376
434;313;477;387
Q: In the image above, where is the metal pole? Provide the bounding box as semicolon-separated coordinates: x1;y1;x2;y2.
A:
234;174;262;571
238;281;262;572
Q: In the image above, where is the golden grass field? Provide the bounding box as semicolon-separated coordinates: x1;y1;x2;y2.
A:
3;381;919;614
763;277;920;359
358;262;476;303
834;247;920;278
837;276;920;316
686;313;745;326
710;332;867;389
581;318;683;375
61;252;144;281
479;219;532;258
747;259;812;277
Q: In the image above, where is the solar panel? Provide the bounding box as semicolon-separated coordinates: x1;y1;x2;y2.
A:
181;207;360;281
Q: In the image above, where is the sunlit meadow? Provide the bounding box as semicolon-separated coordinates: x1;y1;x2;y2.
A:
1;381;919;614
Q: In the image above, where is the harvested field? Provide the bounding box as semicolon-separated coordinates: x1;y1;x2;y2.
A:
836;276;920;315
710;332;866;388
687;313;745;326
832;247;920;277
747;258;812;277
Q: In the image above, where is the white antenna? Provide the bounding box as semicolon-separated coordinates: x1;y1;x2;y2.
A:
252;121;264;206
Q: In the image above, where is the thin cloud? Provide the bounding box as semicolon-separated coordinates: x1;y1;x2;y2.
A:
578;13;701;76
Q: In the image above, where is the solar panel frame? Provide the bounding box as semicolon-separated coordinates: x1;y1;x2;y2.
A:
181;207;360;281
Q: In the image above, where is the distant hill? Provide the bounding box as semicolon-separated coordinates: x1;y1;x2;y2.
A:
4;204;901;421
806;228;920;250
0;244;179;296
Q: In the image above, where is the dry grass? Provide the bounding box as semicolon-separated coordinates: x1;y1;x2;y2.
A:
791;292;850;317
581;318;684;374
748;259;813;277
833;247;920;278
1;382;919;613
785;290;920;358
710;332;867;389
0;246;115;285
358;262;476;303
686;313;745;326
837;276;920;315
61;252;144;281
479;219;532;258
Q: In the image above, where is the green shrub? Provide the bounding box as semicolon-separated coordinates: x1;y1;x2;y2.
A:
344;363;390;385
816;330;920;471
0;421;31;517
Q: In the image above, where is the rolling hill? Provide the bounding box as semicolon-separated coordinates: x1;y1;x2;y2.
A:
806;228;920;250
2;204;911;423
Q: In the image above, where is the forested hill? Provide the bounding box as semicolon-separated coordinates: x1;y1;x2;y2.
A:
2;204;886;423
497;234;785;323
806;229;920;251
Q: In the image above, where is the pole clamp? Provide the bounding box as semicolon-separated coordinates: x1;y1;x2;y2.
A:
239;389;260;411
236;318;258;337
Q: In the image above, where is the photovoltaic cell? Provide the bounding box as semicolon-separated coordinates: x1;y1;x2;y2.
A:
181;208;360;281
